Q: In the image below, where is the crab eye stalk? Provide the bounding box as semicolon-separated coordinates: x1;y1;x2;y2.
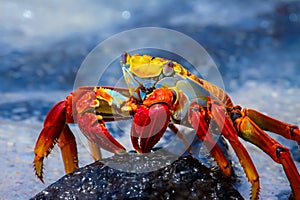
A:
163;61;174;76
121;52;130;65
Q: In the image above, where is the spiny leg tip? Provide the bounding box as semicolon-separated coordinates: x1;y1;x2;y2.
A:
33;158;45;183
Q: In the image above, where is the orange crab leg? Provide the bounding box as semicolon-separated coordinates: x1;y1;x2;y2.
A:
234;110;300;199
88;141;102;161
245;108;300;146
211;104;260;200
188;102;231;177
33;100;78;183
57;125;78;175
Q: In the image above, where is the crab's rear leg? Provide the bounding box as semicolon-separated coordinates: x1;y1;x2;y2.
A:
211;104;260;200
33;100;78;183
233;108;300;199
245;108;300;146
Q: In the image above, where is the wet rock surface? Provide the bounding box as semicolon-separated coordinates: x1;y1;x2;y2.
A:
31;151;243;200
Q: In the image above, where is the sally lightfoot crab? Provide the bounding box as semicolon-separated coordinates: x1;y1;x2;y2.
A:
34;53;300;199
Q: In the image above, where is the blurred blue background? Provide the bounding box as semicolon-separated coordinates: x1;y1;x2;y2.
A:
0;0;299;199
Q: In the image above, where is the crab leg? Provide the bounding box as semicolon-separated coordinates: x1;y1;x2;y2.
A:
33;100;78;183
88;141;102;161
244;108;300;146
234;109;300;199
188;102;231;177
57;125;78;175
211;104;260;200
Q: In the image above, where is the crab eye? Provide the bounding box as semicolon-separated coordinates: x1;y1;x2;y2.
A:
121;52;129;65
163;61;174;76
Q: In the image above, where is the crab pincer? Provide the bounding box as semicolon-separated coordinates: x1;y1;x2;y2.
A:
131;104;170;153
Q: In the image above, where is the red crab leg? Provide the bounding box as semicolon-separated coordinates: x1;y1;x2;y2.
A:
211;104;260;200
188;102;231;177
33;100;78;183
57;124;78;175
131;104;170;153
245;108;300;146
234;109;300;199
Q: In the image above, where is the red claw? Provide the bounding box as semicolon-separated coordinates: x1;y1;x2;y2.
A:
131;104;170;153
77;113;126;154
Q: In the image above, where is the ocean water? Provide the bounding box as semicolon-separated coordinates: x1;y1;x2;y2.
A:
1;0;299;199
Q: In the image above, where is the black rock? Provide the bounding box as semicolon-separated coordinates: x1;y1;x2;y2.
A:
31;150;243;200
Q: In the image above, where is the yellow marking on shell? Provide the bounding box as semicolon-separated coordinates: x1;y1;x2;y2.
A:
128;54;169;78
127;53;200;82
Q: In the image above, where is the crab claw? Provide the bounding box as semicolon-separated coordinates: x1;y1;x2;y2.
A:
131;104;170;153
77;112;126;154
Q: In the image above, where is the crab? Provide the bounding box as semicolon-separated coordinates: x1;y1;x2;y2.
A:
34;52;300;199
